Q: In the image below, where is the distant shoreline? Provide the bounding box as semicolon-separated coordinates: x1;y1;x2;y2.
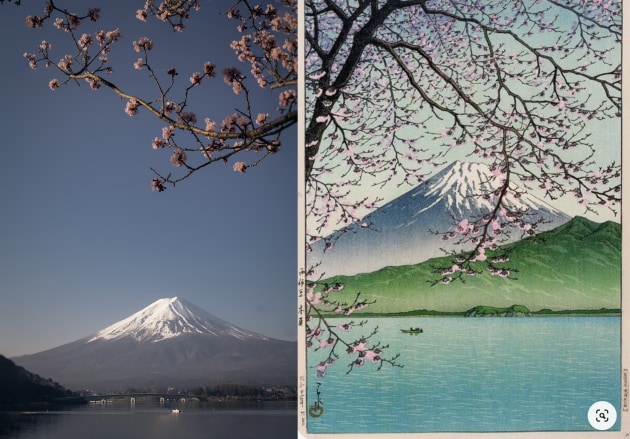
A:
321;308;621;318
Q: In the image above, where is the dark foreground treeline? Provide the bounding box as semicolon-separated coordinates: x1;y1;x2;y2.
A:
0;355;86;409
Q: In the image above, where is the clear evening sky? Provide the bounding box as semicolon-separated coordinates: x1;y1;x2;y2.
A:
0;1;297;356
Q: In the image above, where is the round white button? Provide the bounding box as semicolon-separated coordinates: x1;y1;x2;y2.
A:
588;401;617;430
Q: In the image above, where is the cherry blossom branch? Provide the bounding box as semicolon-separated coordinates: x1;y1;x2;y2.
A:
23;0;297;190
305;277;402;377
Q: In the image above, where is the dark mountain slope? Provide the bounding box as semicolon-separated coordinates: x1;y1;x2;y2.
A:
0;354;83;406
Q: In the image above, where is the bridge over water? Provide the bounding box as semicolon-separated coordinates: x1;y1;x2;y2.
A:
85;393;198;404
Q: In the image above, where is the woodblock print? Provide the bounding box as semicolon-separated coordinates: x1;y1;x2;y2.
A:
298;0;627;437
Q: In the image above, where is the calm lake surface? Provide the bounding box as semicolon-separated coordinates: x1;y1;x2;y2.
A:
307;317;621;433
0;401;296;439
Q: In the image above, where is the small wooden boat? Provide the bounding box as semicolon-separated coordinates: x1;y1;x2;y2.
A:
400;328;423;334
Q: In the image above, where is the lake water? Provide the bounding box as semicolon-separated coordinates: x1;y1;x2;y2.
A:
0;401;296;439
306;317;621;433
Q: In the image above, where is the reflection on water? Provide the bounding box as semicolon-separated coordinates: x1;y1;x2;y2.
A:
0;401;296;439
0;411;60;439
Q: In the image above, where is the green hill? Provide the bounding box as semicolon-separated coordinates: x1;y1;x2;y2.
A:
316;217;620;314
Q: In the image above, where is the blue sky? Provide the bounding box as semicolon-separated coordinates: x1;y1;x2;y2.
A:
0;2;297;356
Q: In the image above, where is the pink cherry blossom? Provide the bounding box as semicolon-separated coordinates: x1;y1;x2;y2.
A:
38;40;51;52
204;118;216;131
85;77;101;90
203;62;216;77
352;341;367;352
278;89;296;106
316;359;335;377
222;67;242;84
57;55;73;72
162;101;177;115
170;148;187;167
364;349;382;363
23;53;37;69
78;33;93;51
151;178;166;192
136;9;148;21
472;247;487;262
105;29;122;42
124;98;139;116
25;15;44;28
87;8;101;22
133;37;153;52
190;72;203;85
178;111;197;124
233;161;247;174
162;126;175;140
256;113;269;125
319;337;335;348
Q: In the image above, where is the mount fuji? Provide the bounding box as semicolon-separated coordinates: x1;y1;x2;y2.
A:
87;297;267;343
12;297;295;392
309;161;571;277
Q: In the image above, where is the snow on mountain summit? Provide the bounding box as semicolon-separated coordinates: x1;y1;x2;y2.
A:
87;297;267;343
419;160;565;218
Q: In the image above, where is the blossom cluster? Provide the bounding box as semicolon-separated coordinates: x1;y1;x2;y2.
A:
227;1;297;91
136;0;201;32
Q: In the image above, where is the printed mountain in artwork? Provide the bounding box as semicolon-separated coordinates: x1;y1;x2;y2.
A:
308;161;572;278
12;298;296;392
316;216;620;314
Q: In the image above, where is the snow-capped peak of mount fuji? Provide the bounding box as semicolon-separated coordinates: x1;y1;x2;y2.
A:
418;160;565;218
87;297;267;343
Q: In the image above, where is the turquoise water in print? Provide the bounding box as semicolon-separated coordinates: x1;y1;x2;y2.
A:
306;317;620;433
